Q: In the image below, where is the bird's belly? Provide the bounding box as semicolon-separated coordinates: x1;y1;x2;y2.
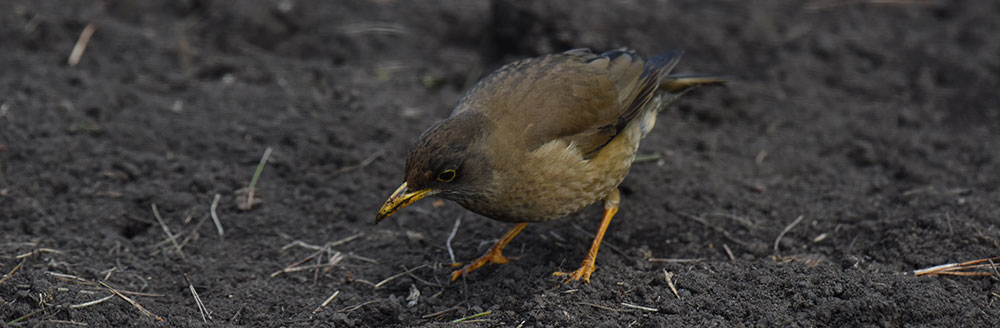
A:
469;123;644;223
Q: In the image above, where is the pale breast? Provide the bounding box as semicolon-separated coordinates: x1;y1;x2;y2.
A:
466;118;646;223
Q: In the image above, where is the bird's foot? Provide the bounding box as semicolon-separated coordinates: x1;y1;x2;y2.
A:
450;249;519;281
553;258;596;284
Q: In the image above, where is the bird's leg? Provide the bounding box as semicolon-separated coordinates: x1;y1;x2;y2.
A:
554;189;620;284
450;223;528;281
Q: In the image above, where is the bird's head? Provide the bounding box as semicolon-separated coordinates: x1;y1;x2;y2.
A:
376;112;490;223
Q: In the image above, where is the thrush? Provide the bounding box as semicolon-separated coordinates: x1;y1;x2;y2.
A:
376;48;723;283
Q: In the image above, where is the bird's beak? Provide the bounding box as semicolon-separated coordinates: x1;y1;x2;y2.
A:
376;182;432;223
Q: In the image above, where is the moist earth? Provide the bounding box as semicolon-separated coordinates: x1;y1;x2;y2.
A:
1;0;999;327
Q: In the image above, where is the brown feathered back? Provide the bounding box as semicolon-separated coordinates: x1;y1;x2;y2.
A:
452;49;681;158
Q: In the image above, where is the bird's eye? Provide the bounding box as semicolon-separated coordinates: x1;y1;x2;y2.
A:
437;169;456;182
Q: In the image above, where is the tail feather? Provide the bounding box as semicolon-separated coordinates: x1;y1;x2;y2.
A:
661;74;728;93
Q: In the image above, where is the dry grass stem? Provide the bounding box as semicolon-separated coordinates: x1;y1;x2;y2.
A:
446;217;461;263
151;203;186;260
451;310;492;323
329;233;365;247
271;244;345;277
334;151;383;175
339;300;381;313
422;306;461;319
178;214;211;251
99;281;160;319
774;215;805;254
664;270;681;299
620;302;659;312
0;258;26;285
68;22;97;66
44;319;89;326
210;194;224;237
348;253;378;264
276;252;345;275
70;295;114;309
101;267;116;281
16;248;63;259
185;274;213;322
913;256;1000;277
723;243;736;261
47;271;92;285
312;290;340;314
117;290;166;297
648;258;703;263
374;264;429;289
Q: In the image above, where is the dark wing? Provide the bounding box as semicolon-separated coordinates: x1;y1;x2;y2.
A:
453;49;682;158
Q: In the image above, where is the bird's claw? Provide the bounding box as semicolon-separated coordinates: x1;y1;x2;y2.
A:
553;261;597;284
450;251;519;281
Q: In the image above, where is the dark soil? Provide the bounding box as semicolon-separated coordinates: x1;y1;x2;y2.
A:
2;0;999;327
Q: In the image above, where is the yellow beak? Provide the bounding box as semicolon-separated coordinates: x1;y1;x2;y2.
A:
375;182;432;223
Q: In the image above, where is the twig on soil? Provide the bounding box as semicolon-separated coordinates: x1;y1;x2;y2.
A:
446;217;461;264
151;203;186;260
422;306;461;319
116;290;165;297
271;247;331;277
67;22;97;67
312;290;341;314
348;252;378;264
277;252;345;275
210;194;224;237
101;267;116;281
245;146;273;210
334;151;383;175
339;300;381;313
723;243;736;261
773;215;805;254
16;248;63;259
280;233;364;252
374;264;429;289
663;270;680;299
69;295;114;309
99;281;161;320
44;319;89;326
0;258;26;285
648;258;703;263
271;234;360;277
329;233;365;247
47;272;92;285
451;310;492;323
185;274;212;322
621;303;659;312
912;256;1000;277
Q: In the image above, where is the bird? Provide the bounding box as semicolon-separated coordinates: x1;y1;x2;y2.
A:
376;48;723;283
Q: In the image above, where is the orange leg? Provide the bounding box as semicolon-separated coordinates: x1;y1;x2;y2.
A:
451;223;529;281
554;189;620;284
